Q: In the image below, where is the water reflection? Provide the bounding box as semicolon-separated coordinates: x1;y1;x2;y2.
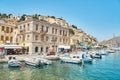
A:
0;52;120;80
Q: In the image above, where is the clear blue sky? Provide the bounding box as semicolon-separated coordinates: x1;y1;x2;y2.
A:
0;0;120;41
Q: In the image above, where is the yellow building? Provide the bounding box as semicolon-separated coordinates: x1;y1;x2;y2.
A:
0;20;15;44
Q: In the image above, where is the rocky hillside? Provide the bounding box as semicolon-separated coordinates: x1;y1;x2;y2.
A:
100;36;120;47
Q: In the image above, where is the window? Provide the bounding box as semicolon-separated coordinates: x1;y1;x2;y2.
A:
52;28;54;34
19;36;21;42
27;23;29;27
46;36;49;41
6;36;9;40
35;35;38;40
46;47;48;52
41;35;44;41
60;38;62;42
23;35;25;41
55;37;57;42
41;25;44;32
60;30;62;35
66;31;67;36
27;35;29;40
27;24;30;31
11;28;13;33
23;25;25;31
10;37;13;42
6;27;9;33
36;24;38;31
41;47;43;52
1;36;4;40
35;47;38;52
2;26;5;31
20;26;22;29
46;26;49;33
63;31;65;36
55;29;57;34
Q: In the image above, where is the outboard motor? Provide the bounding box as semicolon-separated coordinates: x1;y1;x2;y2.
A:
9;56;12;60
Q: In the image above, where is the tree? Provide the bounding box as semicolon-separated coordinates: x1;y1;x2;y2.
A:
58;18;63;20
0;13;8;18
50;16;55;19
19;14;27;21
70;45;76;50
8;14;13;18
32;14;39;20
69;29;75;35
72;25;77;29
102;45;107;49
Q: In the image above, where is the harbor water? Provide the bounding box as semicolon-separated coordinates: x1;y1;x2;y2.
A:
0;52;120;80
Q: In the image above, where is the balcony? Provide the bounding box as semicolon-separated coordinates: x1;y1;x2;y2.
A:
19;29;25;34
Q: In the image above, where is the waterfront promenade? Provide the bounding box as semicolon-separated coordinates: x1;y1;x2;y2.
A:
0;54;44;63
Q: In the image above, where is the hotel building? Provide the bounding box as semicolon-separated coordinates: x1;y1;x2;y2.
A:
17;18;70;55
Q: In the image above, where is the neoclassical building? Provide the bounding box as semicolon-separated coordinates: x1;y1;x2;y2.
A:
17;19;70;54
0;19;15;44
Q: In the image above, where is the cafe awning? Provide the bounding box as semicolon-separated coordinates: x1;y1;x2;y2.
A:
4;45;22;49
0;44;4;48
58;45;70;49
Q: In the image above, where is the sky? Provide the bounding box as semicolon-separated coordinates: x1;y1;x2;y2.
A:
0;0;120;41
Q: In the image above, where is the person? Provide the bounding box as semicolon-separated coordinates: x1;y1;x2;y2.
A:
9;56;12;60
82;53;85;59
13;56;16;60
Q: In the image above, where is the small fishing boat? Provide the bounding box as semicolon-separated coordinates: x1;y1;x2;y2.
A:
82;53;92;63
106;49;115;53
44;55;60;60
36;57;52;65
60;55;82;64
99;50;107;55
8;56;21;67
24;58;42;67
90;51;102;58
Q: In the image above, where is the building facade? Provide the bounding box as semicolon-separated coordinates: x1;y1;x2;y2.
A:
17;19;69;54
0;20;15;44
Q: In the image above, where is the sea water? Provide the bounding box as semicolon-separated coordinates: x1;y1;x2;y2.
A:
0;52;120;80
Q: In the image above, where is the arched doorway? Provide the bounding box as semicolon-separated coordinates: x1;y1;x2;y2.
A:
41;47;43;53
35;46;38;53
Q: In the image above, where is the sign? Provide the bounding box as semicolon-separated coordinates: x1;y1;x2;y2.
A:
0;48;3;52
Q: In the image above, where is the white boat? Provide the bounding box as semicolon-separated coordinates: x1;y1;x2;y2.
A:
81;53;93;63
90;51;102;58
24;58;42;67
99;50;107;55
44;55;60;60
36;57;52;65
83;57;92;62
8;57;21;67
60;55;82;64
107;49;115;53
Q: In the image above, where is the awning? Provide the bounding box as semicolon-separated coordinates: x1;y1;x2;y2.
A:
0;44;4;48
58;45;70;49
4;45;22;49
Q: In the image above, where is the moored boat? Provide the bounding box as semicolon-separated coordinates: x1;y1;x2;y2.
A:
24;57;42;67
60;55;82;64
36;57;52;65
44;55;60;60
8;56;21;67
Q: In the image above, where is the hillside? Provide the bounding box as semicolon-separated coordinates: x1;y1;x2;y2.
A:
100;36;120;47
